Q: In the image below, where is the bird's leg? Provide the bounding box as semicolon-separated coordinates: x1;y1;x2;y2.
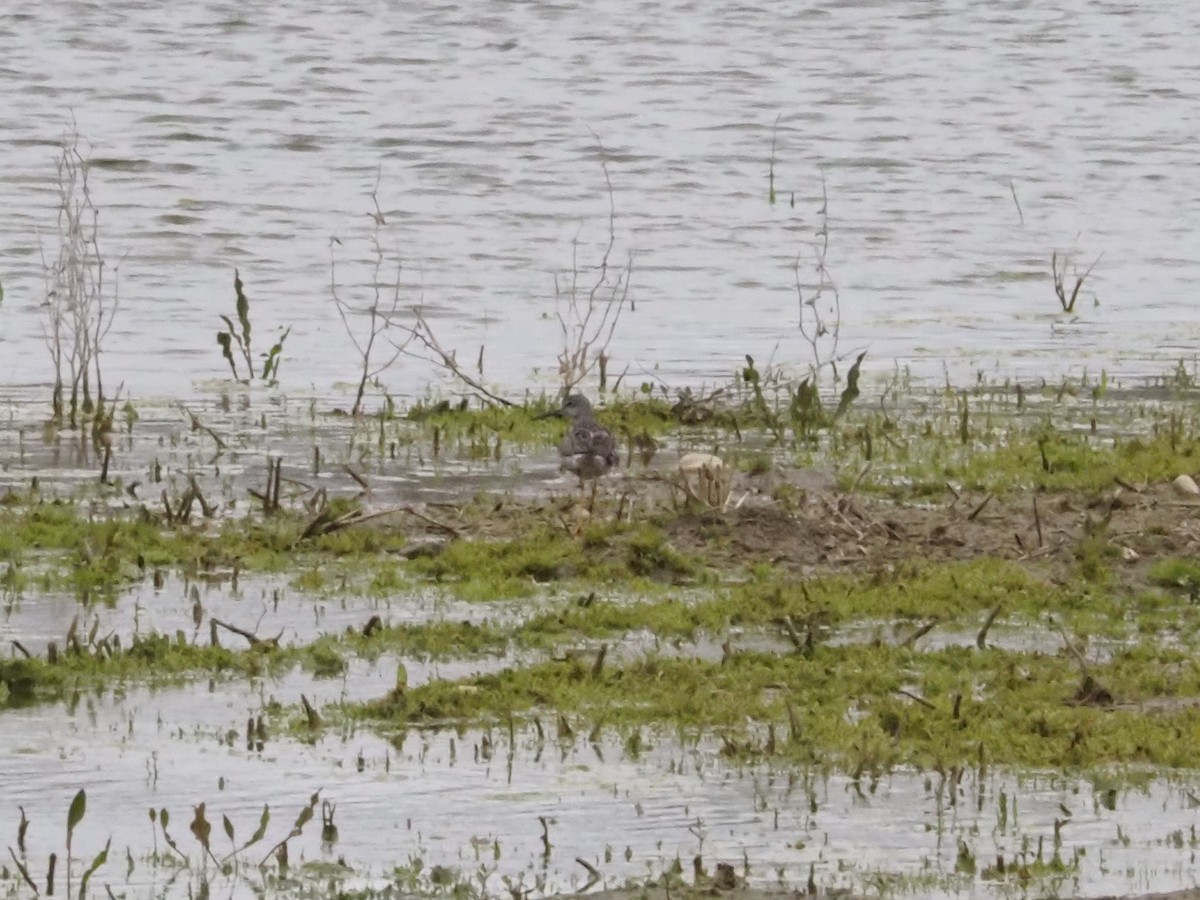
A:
615;490;630;523
587;479;599;514
569;478;587;537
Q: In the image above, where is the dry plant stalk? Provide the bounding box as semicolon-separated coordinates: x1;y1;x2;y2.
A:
397;310;517;407
387;143;632;407
554;141;634;395
40;122;119;430
795;172;840;384
676;452;733;509
329;167;410;416
1051;250;1101;313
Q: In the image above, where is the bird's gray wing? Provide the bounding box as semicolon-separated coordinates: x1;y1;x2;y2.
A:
568;421;616;460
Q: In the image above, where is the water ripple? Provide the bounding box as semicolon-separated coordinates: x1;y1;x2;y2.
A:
1;0;1199;399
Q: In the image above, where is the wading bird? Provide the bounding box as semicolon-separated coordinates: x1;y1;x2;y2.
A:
540;393;619;513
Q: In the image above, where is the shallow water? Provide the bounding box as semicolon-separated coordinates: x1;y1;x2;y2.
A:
5;8;1200;886
0;567;524;663
4;434;1200;897
3;519;1199;900
4;672;1200;898
3;1;1200;406
0;388;570;511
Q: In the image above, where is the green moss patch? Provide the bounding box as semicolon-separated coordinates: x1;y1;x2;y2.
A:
362;641;1200;772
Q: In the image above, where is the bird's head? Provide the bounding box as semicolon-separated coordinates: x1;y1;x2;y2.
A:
536;393;595;421
560;394;594;419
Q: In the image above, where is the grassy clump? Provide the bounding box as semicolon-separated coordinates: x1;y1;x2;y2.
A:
944;430;1200;494
511;558;1056;647
404;394;681;446
362;641;1200;772
0;634;278;706
405;523;705;600
338;618;509;660
0;616;514;709
821;379;1200;498
405;527;587;599
0;496;414;600
1149;557;1200;594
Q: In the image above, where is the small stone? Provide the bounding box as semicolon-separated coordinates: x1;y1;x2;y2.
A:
1173;474;1200;497
1121;546;1139;563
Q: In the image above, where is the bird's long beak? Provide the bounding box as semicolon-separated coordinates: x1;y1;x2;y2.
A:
534;407;564;421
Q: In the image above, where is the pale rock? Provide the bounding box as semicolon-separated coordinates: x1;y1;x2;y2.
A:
1173;474;1200;497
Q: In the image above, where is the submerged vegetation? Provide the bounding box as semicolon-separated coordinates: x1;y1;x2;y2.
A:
6;374;1200;742
8;131;1200;898
9;359;1200;898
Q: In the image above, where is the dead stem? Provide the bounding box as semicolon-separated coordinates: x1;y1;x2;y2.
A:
328;166;410;416
895;688;937;711
901;617;939;648
211;618;281;649
976;605;1002;650
967;493;994;522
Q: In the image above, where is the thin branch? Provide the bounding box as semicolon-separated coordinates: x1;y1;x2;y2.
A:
392;311;516;407
976;604;1002;650
900;617;939;648
1009;179;1024;226
211;618;281;649
329;165;413;416
895;689;937;711
553;132;635;394
795;170;843;385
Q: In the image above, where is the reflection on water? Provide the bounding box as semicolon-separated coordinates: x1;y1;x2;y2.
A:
0;568;513;660
2;1;1200;404
3;676;1200;898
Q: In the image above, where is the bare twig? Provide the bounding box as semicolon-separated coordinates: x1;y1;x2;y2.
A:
211;619;281;649
849;464;872;494
7;847;38;893
300;504;460;541
391;311;516;407
553;133;634;395
329;166;412;416
39;119;120;431
795;171;842;384
342;464;370;492
901;618;939;648
1009;179;1024;226
301;694;323;729
1113;476;1141;494
1050;617;1089;675
576;857;601;886
781;615;805;651
967;493;994;522
1051;250;1102;313
396;505;461;537
895;688;937;711
976;604;1002;650
590;643;607;679
179;404;227;452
